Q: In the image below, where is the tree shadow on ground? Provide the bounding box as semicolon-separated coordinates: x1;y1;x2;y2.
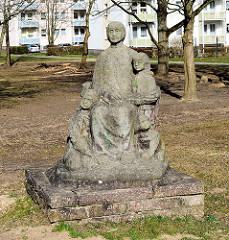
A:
151;63;229;99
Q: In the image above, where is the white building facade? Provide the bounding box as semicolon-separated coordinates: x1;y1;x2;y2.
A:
1;0;229;51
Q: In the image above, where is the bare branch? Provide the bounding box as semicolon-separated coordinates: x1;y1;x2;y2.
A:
110;0;159;48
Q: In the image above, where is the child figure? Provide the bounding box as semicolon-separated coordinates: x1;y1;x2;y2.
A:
63;89;98;170
133;52;160;130
133;52;157;95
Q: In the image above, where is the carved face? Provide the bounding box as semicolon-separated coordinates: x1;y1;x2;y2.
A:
107;27;123;44
81;96;93;109
133;58;145;72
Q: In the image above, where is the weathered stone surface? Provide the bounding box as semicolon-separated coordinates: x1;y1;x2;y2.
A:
77;187;154;206
47;195;204;222
25;167;204;223
46;21;168;184
200;74;208;83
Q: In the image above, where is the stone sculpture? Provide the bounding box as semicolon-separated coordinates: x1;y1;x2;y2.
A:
25;22;204;222
46;21;169;185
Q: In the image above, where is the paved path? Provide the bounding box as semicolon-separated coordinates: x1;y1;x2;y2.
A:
12;54;229;65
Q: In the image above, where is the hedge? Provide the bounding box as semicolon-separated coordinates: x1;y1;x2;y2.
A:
10;46;29;54
47;46;84;56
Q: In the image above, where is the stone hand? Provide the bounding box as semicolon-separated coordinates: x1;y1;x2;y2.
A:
102;91;122;102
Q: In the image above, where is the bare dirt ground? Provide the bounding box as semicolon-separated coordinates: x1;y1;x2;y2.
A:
0;61;228;239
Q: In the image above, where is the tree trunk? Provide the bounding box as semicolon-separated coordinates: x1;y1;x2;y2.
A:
182;1;197;100
157;0;169;75
80;0;95;69
0;26;6;56
5;21;11;66
80;27;90;69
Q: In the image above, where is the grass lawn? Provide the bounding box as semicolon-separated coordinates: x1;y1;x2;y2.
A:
0;50;229;63
169;57;229;63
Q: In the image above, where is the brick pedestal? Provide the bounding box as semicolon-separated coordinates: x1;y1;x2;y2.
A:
25;167;204;223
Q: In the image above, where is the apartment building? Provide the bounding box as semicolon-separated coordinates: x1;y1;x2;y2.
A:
198;0;226;47
2;0;229;50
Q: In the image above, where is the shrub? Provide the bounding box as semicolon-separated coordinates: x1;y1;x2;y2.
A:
131;47;155;58
10;46;29;54
47;46;84;56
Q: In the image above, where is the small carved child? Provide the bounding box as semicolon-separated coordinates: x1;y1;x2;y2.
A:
132;53;162;159
63;89;97;170
132;52;157;94
133;52;160;131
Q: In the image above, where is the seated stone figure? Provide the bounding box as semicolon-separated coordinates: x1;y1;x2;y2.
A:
46;21;169;185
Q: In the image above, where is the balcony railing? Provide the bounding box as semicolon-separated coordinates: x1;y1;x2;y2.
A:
73;3;85;10
130;13;156;22
129;39;153;47
73;20;86;26
19;21;39;28
21;4;38;11
72;36;84;42
198;12;225;21
19;38;40;45
199;35;225;44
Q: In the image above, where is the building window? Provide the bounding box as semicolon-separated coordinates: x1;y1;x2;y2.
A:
227;24;229;32
131;2;137;14
28;29;34;37
141;27;147;37
28;13;33;20
140;2;147;13
74;28;79;35
80;11;85;19
61;28;66;36
21;29;26;38
74;12;78;19
41;12;45;20
210;24;215;34
227;1;229;10
55;29;59;37
204;24;207;34
133;27;137;39
176;1;181;6
55;12;59;19
40;0;45;3
210;1;215;10
21;13;25;21
61;11;66;19
41;29;46;37
80;28;85;35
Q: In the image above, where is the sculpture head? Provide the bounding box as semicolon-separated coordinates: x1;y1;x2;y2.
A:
107;21;126;44
133;52;150;72
81;89;95;110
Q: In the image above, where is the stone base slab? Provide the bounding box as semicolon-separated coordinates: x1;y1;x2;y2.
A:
25;167;204;223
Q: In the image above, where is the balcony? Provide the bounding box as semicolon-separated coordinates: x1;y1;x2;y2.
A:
73;20;86;26
21;4;38;11
129;39;153;47
198;11;225;21
72;36;84;42
19;21;39;28
73;3;85;10
130;13;156;22
19;38;40;45
199;35;225;44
